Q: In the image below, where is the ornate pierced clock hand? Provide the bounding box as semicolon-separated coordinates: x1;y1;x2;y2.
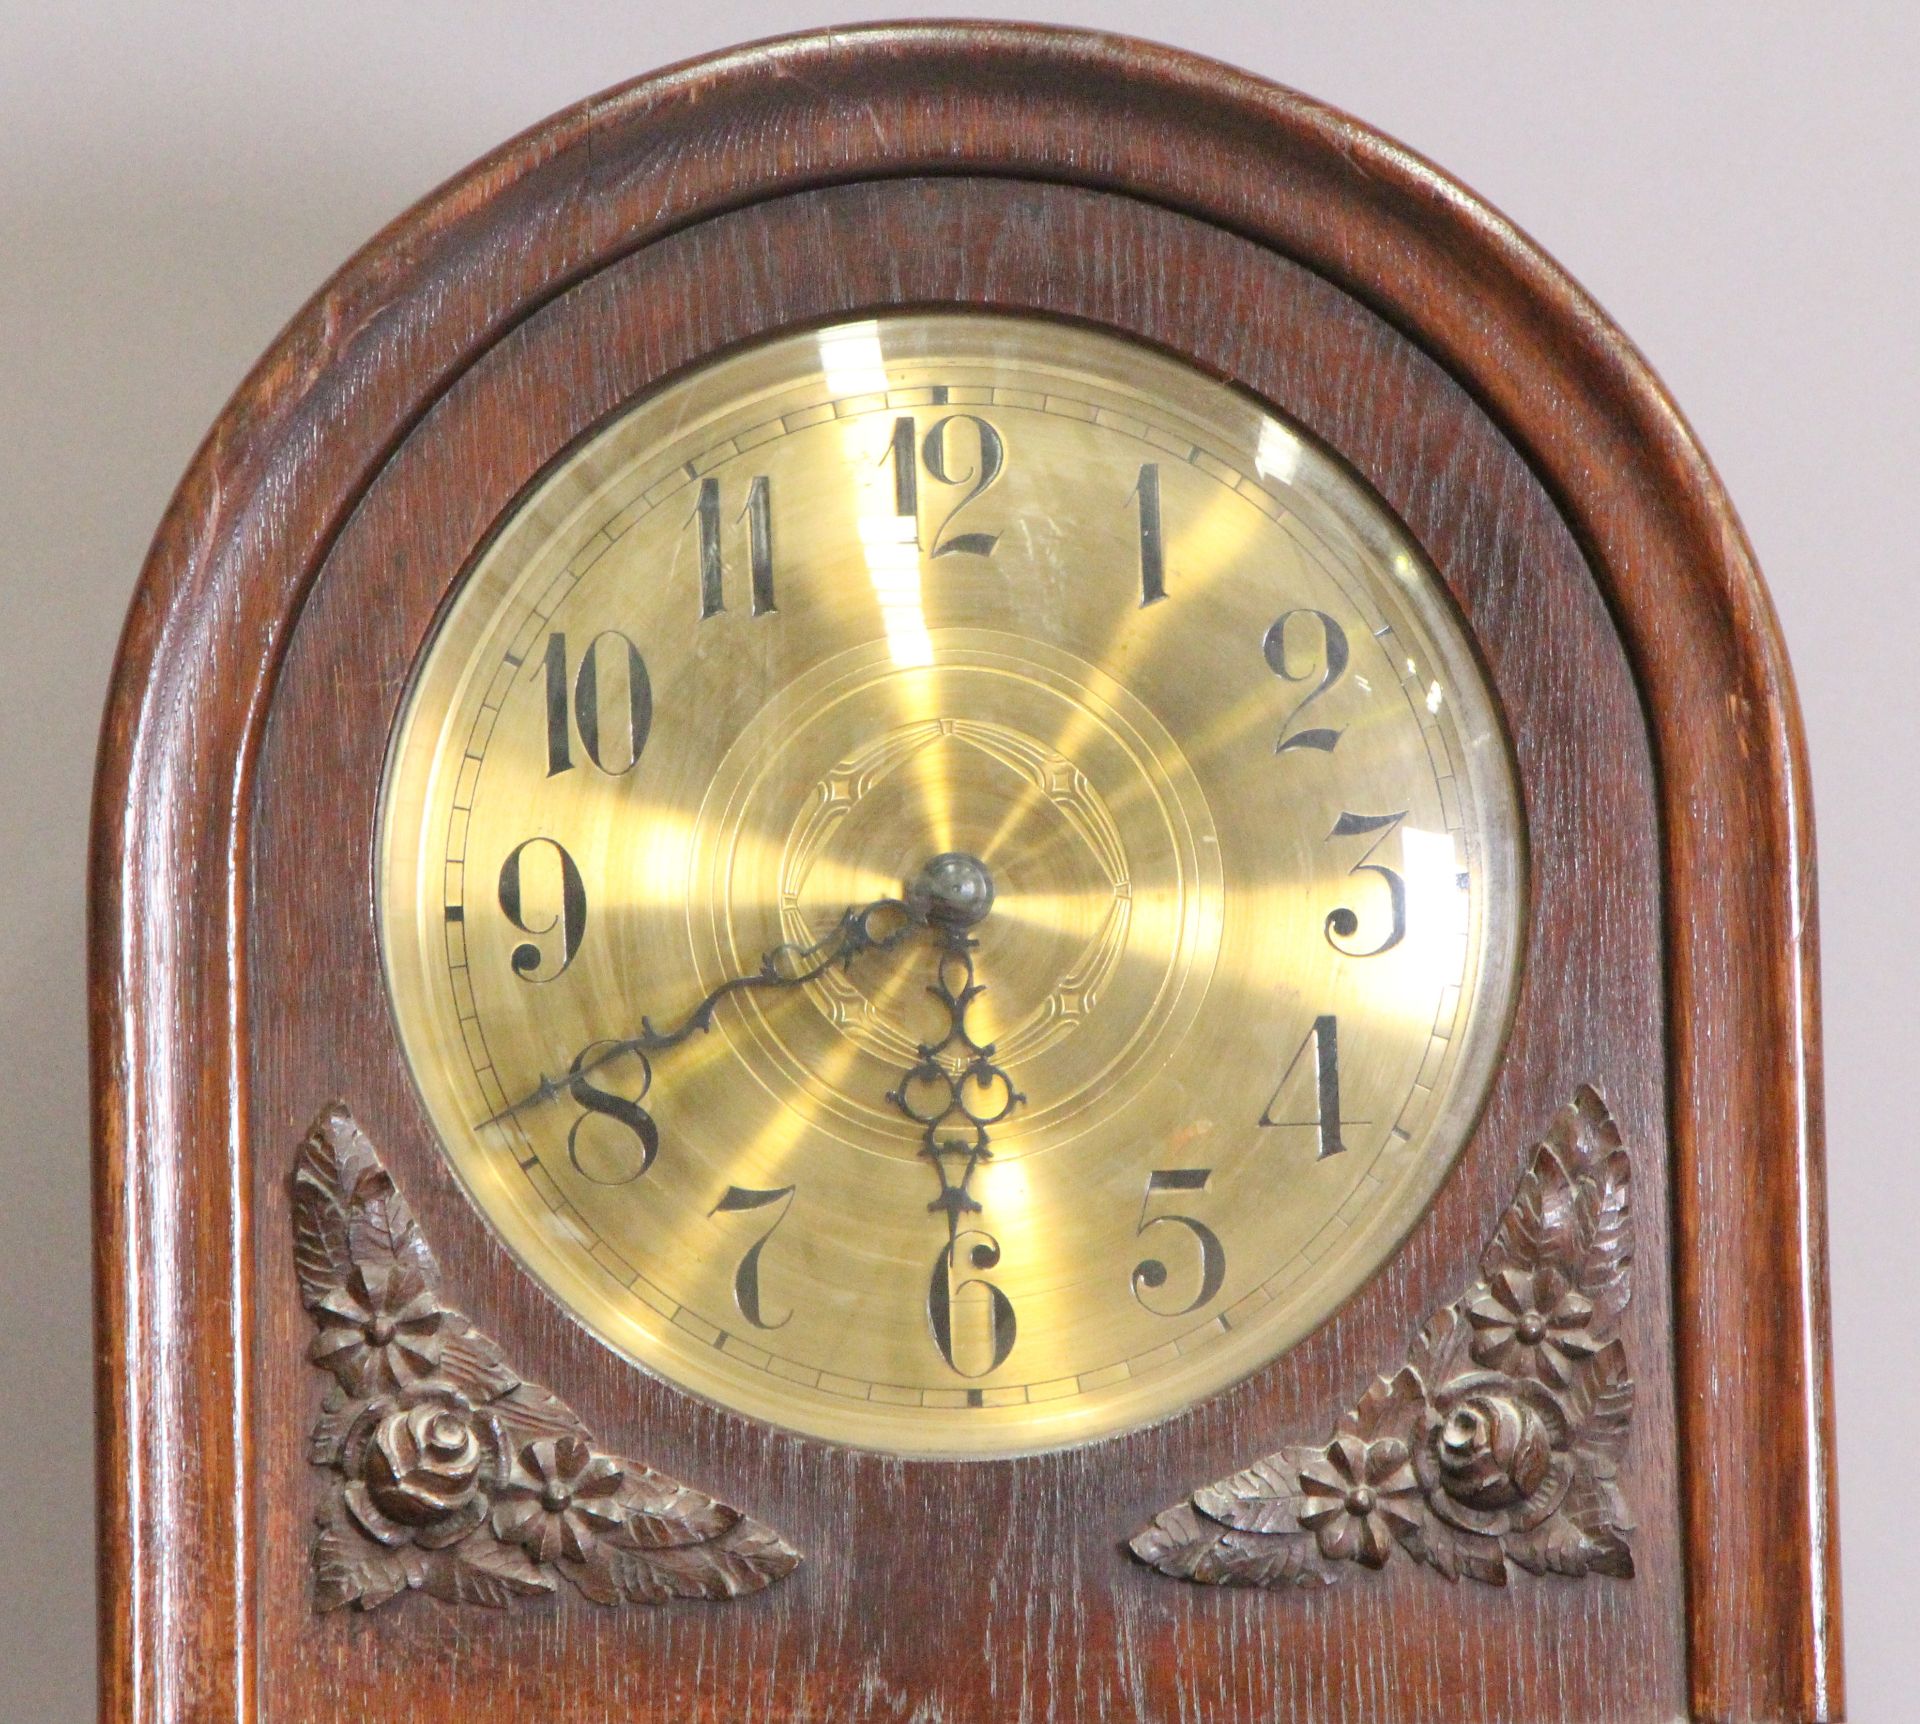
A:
884;854;1025;1245
482;894;918;1127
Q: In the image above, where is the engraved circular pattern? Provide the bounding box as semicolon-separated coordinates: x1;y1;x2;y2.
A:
691;632;1222;1157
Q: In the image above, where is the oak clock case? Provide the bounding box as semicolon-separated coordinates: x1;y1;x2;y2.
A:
93;25;1841;1724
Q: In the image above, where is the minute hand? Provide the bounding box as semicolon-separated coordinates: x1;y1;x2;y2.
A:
481;896;915;1128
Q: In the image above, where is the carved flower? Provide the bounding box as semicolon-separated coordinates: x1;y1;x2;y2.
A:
1295;1433;1421;1568
491;1436;628;1564
1416;1372;1575;1537
309;1263;448;1395
1463;1266;1598;1387
340;1387;506;1550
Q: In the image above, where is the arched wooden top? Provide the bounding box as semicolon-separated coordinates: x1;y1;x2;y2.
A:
93;24;1838;1722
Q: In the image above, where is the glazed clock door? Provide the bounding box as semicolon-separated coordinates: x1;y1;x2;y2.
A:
375;314;1526;1460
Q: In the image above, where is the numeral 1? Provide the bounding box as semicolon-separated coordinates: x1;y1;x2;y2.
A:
1260;1014;1357;1158
692;474;775;618
1132;462;1166;605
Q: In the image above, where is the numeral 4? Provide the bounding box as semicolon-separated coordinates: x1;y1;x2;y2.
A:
1260;1014;1364;1158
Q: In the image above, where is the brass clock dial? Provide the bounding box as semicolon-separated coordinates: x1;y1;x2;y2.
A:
378;314;1525;1457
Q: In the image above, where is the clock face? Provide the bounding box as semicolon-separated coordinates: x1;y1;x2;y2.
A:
378;314;1525;1457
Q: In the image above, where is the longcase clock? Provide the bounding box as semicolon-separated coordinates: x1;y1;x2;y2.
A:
93;24;1843;1723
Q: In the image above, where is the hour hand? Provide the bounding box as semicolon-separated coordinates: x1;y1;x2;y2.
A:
482;895;915;1127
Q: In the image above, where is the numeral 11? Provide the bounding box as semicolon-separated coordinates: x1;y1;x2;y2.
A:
694;474;775;618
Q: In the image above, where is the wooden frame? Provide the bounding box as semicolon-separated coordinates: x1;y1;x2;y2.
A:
92;24;1840;1722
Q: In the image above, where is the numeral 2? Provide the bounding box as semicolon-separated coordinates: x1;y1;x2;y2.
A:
1264;609;1350;752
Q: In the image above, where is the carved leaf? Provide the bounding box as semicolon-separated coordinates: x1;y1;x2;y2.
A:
437;1329;529;1409
1191;1450;1312;1535
291;1111;361;1307
344;1169;434;1284
1128;1506;1331;1589
1568;1338;1634;1471
292;1107;438;1306
1406;1304;1470;1385
294;1104;800;1614
590;1519;802;1604
615;1469;744;1550
313;1509;419;1612
307;1388;360;1467
1504;1512;1596;1579
1132;1088;1637;1596
1339;1366;1426;1445
1581;1151;1635;1325
488;1378;593;1448
422;1537;555;1607
1393;1506;1507;1586
1482;1146;1581;1283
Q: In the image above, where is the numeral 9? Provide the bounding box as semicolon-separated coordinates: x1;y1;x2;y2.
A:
497;836;587;981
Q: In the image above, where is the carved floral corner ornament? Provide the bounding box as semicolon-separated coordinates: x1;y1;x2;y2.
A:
1132;1086;1636;1590
292;1105;800;1612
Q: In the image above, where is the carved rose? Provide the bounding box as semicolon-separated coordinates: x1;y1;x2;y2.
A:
1463;1266;1598;1388
492;1436;629;1565
309;1262;448;1395
340;1387;504;1550
1416;1373;1574;1537
1295;1433;1422;1568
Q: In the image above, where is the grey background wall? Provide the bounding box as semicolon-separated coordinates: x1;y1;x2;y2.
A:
4;4;1911;1717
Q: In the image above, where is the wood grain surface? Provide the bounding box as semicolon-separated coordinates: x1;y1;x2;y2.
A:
91;23;1839;1723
